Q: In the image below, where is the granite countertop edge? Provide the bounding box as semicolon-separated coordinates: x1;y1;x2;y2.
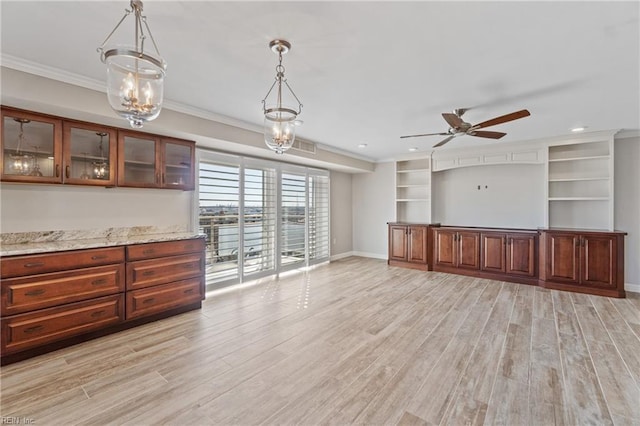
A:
0;232;206;257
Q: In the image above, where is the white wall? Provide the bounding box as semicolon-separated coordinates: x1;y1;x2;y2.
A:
330;170;353;257
432;163;545;229
0;184;193;233
614;136;640;290
351;162;395;258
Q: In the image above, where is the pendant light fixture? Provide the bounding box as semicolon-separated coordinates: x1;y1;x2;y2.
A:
9;118;34;175
261;40;303;154
97;0;166;128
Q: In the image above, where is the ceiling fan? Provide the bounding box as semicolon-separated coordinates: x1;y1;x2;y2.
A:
400;108;531;148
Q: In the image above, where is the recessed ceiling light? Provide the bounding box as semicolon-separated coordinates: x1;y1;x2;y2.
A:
357;143;367;148
571;126;586;132
409;147;418;152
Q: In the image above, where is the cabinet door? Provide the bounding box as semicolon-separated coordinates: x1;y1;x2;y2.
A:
63;122;117;186
458;231;480;270
506;233;536;277
481;233;506;273
408;226;428;264
161;138;195;190
545;233;580;284
1;108;63;183
117;130;161;187
581;235;616;287
435;229;456;267
388;225;408;262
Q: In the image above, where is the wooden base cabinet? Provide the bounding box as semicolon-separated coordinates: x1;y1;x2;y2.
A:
539;230;625;297
434;229;480;270
481;232;536;278
1;237;206;364
388;223;430;270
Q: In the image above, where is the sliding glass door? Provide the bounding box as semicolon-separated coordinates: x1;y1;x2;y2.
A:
198;150;330;289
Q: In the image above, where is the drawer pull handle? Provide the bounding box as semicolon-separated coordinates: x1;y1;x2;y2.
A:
183;288;194;294
143;249;155;255
143;298;155;304
91;310;106;317
91;278;107;286
183;263;195;269
24;262;45;268
24;325;44;334
142;271;155;276
25;289;45;296
65;165;70;179
91;255;108;260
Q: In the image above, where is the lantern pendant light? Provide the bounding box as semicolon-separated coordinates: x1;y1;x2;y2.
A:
97;0;166;128
261;40;303;154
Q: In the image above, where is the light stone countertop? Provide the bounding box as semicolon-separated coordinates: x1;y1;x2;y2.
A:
0;232;206;257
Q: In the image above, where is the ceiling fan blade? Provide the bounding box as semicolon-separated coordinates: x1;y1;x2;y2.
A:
400;132;449;139
433;135;455;148
442;113;464;129
470;130;507;139
474;109;531;129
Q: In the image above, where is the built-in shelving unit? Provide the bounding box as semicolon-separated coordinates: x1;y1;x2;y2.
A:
546;138;614;230
395;157;431;222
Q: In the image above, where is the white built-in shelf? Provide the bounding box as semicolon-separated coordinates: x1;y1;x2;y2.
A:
548;197;609;201
395;157;431;223
546;139;613;230
548;177;609;182
548;155;610;163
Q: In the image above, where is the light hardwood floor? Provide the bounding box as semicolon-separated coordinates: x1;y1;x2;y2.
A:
1;257;639;425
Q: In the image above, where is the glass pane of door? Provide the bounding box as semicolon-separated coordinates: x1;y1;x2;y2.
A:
121;135;157;184
199;161;240;284
68;127;111;181
164;141;192;187
3;115;55;177
243;166;277;278
309;174;330;262
281;172;306;268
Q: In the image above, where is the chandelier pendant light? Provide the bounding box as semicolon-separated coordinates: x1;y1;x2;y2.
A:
261;40;303;154
97;0;166;128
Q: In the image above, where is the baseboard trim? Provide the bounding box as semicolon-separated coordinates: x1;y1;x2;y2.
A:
625;283;640;294
330;251;355;261
351;251;388;260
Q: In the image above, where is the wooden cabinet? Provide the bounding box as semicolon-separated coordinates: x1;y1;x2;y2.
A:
388;223;429;270
125;238;205;320
118;131;195;190
481;232;536;277
1;106;195;190
539;230;625;297
1;237;206;364
63;121;117;186
0;247;126;356
434;229;480;270
1;107;63;183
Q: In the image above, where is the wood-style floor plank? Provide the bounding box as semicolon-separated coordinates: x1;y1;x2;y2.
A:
0;257;636;425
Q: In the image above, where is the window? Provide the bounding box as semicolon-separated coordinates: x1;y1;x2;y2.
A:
198;150;330;289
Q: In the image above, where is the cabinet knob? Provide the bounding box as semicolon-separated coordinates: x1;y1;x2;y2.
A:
65;165;70;179
55;164;60;177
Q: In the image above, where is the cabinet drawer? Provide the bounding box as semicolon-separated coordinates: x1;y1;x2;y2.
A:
126;238;205;261
1;264;125;315
1;247;125;278
1;294;124;355
126;253;204;290
126;277;203;320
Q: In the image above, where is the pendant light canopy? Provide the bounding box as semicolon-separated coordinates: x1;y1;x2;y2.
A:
97;0;166;129
261;40;303;154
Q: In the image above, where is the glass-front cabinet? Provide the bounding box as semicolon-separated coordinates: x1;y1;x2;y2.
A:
63;122;117;186
118;131;195;189
1;108;63;183
162;138;194;190
118;130;160;187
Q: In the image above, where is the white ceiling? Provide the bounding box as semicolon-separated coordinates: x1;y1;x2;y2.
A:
1;1;639;161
